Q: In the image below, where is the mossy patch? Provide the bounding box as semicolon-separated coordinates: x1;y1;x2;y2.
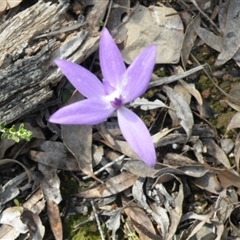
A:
63;214;103;240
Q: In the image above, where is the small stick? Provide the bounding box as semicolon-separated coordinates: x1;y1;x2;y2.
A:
91;200;105;240
82;155;125;180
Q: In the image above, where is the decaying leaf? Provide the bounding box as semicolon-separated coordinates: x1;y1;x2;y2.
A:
154;174;184;240
192;172;224;195
123;199;158;240
20;209;45;240
105;208;122;239
178;79;203;110
38;164;62;239
47;200;62;240
121;5;184;64
226;111;240;132
234;132;240;171
216;0;240;65
181;14;201;69
61;91;93;177
194;26;222;52
77;172;138;198
0;206;27;234
38;164;62;204
0;138;15;159
29;141;80;171
130;97;167;110
121;160;158;178
0;161;33;208
163;86;194;141
202;138;231;168
99;123;139;159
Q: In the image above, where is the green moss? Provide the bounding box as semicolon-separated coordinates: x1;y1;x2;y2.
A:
211;101;225;113
219;81;231;93
63;214;103;240
213;111;235;133
143;89;158;99
154;68;166;77
198;75;213;92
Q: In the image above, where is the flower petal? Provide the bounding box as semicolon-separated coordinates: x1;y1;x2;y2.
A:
55;60;105;99
49;98;114;125
117;106;156;167
99;28;126;88
121;45;157;104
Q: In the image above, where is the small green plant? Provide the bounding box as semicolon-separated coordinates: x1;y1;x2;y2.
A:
0;122;32;142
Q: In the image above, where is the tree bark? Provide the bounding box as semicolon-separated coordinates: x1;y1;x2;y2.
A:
0;0;102;124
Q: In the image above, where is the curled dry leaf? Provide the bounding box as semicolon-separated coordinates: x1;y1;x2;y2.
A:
20;210;45;240
192;172;224;195
180;210;216;240
178;79;203;109
212;169;240;196
202;138;231;168
129;97;167;110
122;199;158;240
151;174;184;240
132;178;169;238
105;208;122;240
0;206;27;234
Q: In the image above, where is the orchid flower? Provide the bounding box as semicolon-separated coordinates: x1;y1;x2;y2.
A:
49;28;157;167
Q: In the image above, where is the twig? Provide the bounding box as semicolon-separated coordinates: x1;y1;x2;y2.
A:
82;155;125;180
91;200;105;240
149;64;206;88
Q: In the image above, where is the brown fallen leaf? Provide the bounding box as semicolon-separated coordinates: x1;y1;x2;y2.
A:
192;172;224;194
77;172;138;198
178;79;203;112
215;169;240;195
202;138;231;169
121;160;158;178
122;199;159;240
99;122;139;159
47;200;62;240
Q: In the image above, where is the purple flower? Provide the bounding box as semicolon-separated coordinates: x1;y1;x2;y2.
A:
49;28;157;167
